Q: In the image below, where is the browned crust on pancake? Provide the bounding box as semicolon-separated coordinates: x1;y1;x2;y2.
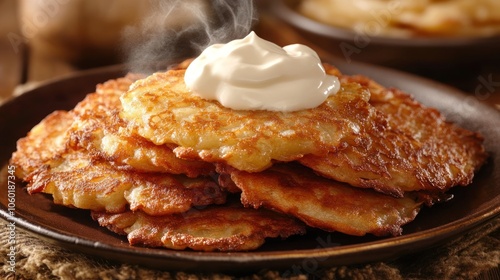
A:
218;163;422;236
10;110;73;179
26;150;226;215
299;65;487;197
91;202;306;251
70;74;215;177
120;68;376;172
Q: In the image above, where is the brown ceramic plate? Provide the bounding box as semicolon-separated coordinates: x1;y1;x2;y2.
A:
0;61;499;274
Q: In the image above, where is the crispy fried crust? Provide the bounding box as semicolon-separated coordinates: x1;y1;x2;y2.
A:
349;73;487;186
11;75;225;216
299;65;487;197
10;110;73;179
26;150;226;215
120;69;376;172
91;202;306;251
121;65;486;196
69;75;214;177
219;163;422;236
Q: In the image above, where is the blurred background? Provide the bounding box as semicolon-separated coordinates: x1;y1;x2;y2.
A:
0;0;499;108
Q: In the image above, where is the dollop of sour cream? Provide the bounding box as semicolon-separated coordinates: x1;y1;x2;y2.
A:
184;32;340;112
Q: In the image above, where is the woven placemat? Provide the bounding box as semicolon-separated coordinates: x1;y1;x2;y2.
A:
0;215;498;280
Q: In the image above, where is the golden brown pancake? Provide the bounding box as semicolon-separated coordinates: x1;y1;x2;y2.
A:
299;65;487;197
120;68;377;172
219;163;422;236
91;201;306;251
11;74;224;216
26;149;225;215
69;75;214;177
120;65;486;197
10;110;73;179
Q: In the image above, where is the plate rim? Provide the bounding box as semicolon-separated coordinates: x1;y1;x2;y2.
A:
1;202;497;272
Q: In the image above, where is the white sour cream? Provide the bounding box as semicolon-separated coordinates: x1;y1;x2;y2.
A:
184;32;340;112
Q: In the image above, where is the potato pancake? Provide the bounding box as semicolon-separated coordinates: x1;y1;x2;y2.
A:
26;150;226;215
120;69;376;172
91;201;306;251
300;66;487;197
219;163;422;236
70;75;214;177
10;110;73;179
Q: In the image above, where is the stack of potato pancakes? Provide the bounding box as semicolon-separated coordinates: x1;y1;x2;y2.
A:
10;61;487;251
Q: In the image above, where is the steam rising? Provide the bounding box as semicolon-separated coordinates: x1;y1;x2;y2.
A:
122;0;257;73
